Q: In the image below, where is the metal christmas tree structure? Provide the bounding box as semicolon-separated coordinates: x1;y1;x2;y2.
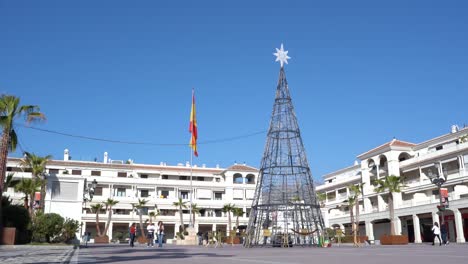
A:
245;44;325;247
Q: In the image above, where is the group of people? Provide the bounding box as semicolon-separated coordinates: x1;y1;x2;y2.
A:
432;222;450;246
129;221;165;248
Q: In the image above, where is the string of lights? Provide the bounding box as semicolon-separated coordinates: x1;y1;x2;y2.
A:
16;123;266;147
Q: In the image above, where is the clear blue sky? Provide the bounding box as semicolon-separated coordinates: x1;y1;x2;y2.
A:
2;0;467;181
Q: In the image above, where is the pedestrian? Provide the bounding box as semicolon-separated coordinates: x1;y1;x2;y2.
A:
197;230;203;245
147;222;155;247
440;224;449;245
157;221;165;248
82;231;89;248
129;223;136;247
432;222;442;246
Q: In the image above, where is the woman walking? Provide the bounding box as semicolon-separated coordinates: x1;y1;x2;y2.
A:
157;221;165;248
129;223;136;247
432;222;442;246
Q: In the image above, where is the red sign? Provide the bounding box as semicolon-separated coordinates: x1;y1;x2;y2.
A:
440;188;448;198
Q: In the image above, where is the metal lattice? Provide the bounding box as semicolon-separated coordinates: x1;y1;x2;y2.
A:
245;67;325;247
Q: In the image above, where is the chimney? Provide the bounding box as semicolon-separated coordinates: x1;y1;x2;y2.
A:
451;125;459;133
64;149;69;161
103;152;108;164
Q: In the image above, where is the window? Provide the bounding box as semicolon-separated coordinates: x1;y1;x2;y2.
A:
215;210;222;217
161;190;169;198
141;190;149;198
140;174;148;179
51;181;78;200
197;177;204;181
436;145;443;151
214;192;223;200
49;169;59;174
94;187;103;196
117;172;127;177
7;167;23;172
180;176;188;180
72;170;81;175
162;175;168;179
116;188;126;197
91;171;101;176
180;191;189;199
216;178;221;182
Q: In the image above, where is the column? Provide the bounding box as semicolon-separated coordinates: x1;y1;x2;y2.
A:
394;217;402;235
377;195;385;211
432;212;439;225
364;198;372;213
376;164;380;179
365;221;374;241
212;224;217;232
454;208;466;243
413;214;422;243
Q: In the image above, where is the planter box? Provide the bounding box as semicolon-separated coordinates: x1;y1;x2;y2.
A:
94;236;109;244
2;227;16;245
380;235;408;245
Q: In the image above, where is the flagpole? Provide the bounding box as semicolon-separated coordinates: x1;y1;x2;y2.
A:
189;148;193;228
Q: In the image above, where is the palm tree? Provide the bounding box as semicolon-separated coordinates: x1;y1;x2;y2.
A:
102;198;119;237
4;172;18;189
0;95;45;200
149;210;159;223
190;203;200;226
222;203;235;234
232;208;244;230
373;175;406;236
173;198;187;233
14;178;41;216
343;196;357;240
348;183;365;246
20;152;51;212
134;198;148;237
91;203;104;236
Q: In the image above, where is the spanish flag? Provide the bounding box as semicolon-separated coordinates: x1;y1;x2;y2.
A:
189;89;198;157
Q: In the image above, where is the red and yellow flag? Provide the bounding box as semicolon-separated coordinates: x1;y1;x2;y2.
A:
189;89;198;157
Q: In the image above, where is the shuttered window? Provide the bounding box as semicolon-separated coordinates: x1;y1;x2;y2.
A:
51;181;78;200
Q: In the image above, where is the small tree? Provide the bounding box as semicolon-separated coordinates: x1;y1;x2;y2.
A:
32;212;64;243
373;175;405;236
191;203;200;226
343;196;356;239
102;198;119;237
91;203;104;236
20;152;51;212
15;178;42;217
348;183;365;246
173;198;187;233
134;198;148;237
232;208;244;230
61;218;80;243
222;203;235;234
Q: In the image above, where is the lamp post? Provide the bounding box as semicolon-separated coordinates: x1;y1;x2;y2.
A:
428;163;447;224
81;179;98;236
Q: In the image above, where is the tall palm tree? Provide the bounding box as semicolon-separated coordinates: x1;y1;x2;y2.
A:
91;203;104;237
190;203;200;226
343;196;356;240
373;175;406;236
20;152;51;212
134;198;148;237
348;183;365;246
0;95;45;199
222;203;235;234
102;198;119;237
173;198;187;233
14;178;41;217
232;207;244;230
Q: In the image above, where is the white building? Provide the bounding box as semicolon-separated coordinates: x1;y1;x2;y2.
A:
318;125;468;243
5;151;258;243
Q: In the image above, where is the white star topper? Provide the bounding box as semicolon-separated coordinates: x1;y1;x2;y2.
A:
273;44;291;67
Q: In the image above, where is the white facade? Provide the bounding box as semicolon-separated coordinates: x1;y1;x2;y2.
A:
5;153;258;243
317;125;468;243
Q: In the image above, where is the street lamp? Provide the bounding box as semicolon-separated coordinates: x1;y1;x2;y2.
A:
428;162;448;224
83;179;98;203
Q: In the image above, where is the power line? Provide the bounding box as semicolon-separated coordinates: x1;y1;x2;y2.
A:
16;123;267;146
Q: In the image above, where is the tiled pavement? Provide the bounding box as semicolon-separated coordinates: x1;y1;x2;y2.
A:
0;245;76;264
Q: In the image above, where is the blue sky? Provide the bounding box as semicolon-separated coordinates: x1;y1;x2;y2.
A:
1;1;467;181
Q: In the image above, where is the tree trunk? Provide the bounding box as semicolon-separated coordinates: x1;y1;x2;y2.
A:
389;193;395;236
228;211;232;233
355;201;360;246
96;212;102;236
0;131;10;199
138;210;145;237
24;195;30;215
179;208;184;232
192;213;196;227
236;216;240;230
103;206;112;237
29;192;35;217
350;206;356;245
39;179;46;213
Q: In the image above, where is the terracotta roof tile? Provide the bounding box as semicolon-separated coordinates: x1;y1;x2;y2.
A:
226;164;259;172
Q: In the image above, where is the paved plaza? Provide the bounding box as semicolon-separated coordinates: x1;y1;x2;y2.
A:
2;244;468;264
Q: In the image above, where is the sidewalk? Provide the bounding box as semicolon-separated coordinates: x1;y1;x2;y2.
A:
0;245;76;264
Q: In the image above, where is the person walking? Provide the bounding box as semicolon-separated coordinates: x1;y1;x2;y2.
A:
129;223;136;247
432;222;442;246
157;221;165;248
440;224;449;245
197;230;203;245
147;222;155;247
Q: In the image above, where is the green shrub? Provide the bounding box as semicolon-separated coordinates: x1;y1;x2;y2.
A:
32;213;64;243
1;203;32;244
61;218;79;243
